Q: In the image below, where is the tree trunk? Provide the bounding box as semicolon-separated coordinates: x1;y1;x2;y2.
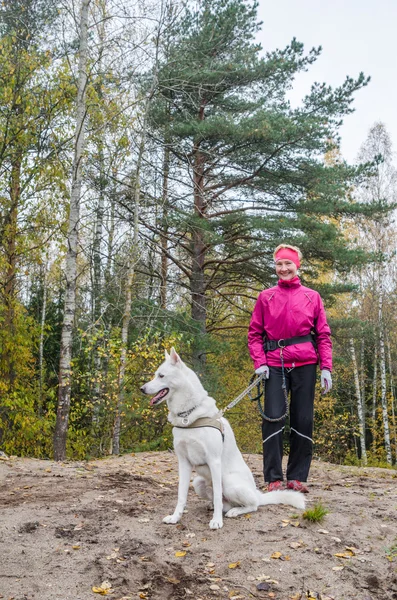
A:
112;73;159;454
191;102;206;369
386;337;397;463
350;338;367;465
371;341;378;450
160;142;170;309
54;0;90;461
38;262;48;415
378;292;392;465
91;7;107;425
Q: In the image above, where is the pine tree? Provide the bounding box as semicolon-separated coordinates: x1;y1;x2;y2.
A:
146;0;385;365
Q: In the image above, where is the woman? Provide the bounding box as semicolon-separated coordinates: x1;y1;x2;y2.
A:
248;244;332;493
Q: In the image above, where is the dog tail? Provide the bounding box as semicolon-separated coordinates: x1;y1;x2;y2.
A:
257;490;305;510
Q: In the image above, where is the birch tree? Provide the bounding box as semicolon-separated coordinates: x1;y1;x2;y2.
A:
54;0;90;461
356;122;397;465
349;338;367;464
111;1;167;455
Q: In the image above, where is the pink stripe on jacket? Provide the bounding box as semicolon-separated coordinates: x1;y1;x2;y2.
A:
248;277;332;371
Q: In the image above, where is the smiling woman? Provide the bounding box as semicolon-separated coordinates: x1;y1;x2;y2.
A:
248;243;333;494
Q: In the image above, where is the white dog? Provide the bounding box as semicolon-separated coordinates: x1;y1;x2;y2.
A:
141;348;305;529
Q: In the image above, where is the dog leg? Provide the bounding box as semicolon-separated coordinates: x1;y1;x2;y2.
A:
208;460;223;529
225;505;258;518
163;457;192;525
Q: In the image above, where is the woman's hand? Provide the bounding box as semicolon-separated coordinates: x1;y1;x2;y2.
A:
321;369;332;394
255;365;269;379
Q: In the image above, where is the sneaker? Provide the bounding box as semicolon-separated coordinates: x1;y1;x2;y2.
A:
287;480;309;493
268;480;284;492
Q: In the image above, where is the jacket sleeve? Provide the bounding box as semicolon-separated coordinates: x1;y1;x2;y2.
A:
248;294;267;370
315;295;332;371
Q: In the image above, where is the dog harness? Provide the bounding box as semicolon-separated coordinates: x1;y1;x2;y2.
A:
175;414;225;441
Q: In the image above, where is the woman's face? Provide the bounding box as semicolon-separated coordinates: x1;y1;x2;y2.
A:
275;259;298;280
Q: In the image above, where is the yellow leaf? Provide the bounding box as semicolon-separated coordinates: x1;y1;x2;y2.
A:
270;551;282;559
228;561;241;569
175;551;186;557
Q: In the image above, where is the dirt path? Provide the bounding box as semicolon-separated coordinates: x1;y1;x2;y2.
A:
0;452;396;600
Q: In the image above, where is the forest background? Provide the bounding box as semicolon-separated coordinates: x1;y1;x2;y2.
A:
0;0;396;468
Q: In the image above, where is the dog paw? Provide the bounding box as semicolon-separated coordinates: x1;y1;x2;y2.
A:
209;518;223;529
225;507;241;518
162;515;179;524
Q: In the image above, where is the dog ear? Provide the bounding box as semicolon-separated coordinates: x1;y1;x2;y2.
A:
164;349;170;360
170;347;181;365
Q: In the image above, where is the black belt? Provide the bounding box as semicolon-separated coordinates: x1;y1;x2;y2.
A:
263;334;316;353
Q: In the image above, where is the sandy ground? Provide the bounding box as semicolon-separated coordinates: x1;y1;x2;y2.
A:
0;451;396;600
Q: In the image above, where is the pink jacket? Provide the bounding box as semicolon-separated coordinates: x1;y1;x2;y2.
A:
248;277;332;371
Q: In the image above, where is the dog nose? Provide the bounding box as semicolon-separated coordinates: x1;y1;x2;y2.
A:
140;385;146;393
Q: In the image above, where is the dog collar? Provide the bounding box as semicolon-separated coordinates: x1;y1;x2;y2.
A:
177;405;198;425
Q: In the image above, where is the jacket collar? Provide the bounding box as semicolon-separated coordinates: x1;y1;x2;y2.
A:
277;276;301;289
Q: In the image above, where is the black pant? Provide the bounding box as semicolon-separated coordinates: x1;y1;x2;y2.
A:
262;364;317;483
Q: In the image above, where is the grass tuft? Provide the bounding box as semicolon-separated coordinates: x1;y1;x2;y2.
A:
302;502;328;523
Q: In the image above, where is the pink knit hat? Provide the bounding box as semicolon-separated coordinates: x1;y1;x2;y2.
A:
275;248;300;268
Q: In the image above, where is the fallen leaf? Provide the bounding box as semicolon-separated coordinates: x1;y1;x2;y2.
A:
289;542;302;549
175;551;187;557
92;581;113;595
164;577;180;584
228;561;241;569
334;550;354;559
270;552;282;559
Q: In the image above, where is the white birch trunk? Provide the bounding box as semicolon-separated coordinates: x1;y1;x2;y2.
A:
371;340;378;452
91;3;106;426
378;292;392;465
112;74;159;455
372;343;378;423
54;0;90;461
386;338;397;462
350;338;367;465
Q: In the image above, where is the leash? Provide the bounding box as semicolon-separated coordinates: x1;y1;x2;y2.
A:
222;350;289;423
220;373;268;415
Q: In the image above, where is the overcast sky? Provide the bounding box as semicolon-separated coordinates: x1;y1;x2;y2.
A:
256;0;396;164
